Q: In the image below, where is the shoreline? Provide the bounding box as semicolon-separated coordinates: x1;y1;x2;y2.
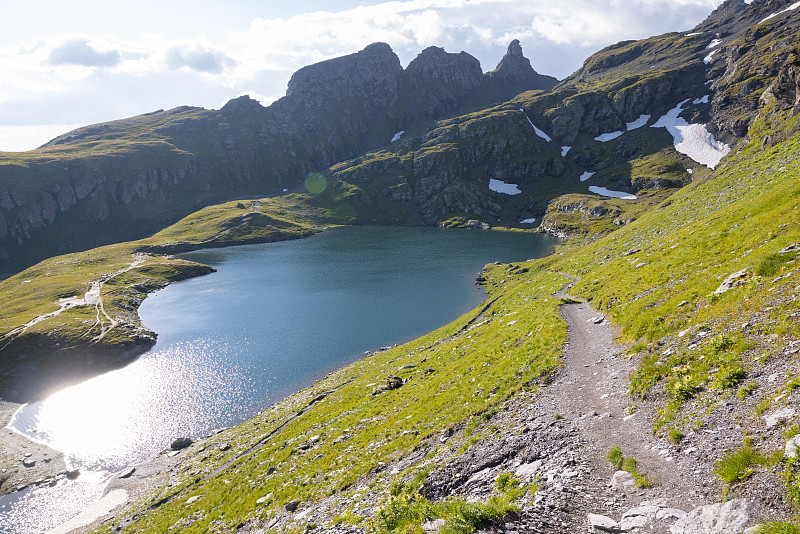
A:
0;400;66;498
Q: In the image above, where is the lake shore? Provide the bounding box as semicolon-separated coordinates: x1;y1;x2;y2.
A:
0;400;66;498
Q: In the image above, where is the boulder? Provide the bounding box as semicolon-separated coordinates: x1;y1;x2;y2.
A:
118;467;135;479
669;499;750;534
170;437;193;450
588;513;623;532
714;268;751;295
764;407;797;428
386;376;403;390
285;499;301;512
786;435;800;459
22;458;35;468
611;470;635;490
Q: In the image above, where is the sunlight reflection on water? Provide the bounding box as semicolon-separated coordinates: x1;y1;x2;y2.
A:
12;339;253;470
1;339;257;534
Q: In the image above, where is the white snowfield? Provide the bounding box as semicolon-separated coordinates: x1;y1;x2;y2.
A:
761;1;800;23
561;146;571;157
626;114;650;130
704;49;718;64
651;99;730;169
589;186;637;200
489;178;522;195
580;171;595;182
706;38;722;49
391;131;405;142
693;95;709;104
595;131;623;142
520;218;537;224
520;109;552;142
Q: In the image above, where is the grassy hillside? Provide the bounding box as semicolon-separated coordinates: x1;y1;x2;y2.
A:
77;78;800;533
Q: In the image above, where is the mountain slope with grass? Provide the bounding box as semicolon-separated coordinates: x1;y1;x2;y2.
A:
2;0;800;532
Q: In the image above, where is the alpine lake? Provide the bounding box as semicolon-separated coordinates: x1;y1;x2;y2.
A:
1;225;559;534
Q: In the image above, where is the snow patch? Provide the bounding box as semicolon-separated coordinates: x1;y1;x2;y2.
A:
595;131;623;142
520;218;537;224
706;39;722;49
686;32;702;36
580;171;595;182
651;99;730;169
704;49;718;65
561;146;571;157
761;1;800;23
489;179;521;195
589;186;637;200
391;131;405;142
520;109;551;142
626;114;650;130
693;95;709;104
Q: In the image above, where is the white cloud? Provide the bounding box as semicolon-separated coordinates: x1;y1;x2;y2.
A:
0;0;725;150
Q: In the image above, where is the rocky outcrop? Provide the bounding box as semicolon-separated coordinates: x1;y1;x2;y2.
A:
285;42;403;110
484;40;558;98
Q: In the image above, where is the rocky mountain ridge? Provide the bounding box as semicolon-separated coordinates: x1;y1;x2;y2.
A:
0;40;554;277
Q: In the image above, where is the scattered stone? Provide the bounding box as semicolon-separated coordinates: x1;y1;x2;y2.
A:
66;469;80;480
171;437;193;451
185;496;201;505
588;513;622;532
22;458;35;468
678;300;689;307
219;442;231;451
256;493;273;505
118;467;135;479
285;499;301;512
764;407;797;428
669;499;750;534
780;243;799;255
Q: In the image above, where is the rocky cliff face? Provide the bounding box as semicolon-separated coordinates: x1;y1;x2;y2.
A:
0;41;556;277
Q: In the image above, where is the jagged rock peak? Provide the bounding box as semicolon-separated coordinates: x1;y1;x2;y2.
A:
405;46;483;92
488;39;539;82
221;94;264;114
506;39;524;57
285;42;403;107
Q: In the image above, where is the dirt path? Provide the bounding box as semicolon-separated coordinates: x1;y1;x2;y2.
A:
423;277;726;533
495;281;722;532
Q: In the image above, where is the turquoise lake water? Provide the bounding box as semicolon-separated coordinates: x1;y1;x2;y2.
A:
1;226;558;533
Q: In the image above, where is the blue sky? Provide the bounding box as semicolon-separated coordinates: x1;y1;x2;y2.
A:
0;0;725;151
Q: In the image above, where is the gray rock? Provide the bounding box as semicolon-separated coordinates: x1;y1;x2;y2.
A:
285;499;300;512
66;469;80;479
669;499;750;534
611;470;635;490
386;376;403;390
170;437;193;450
714;268;751;295
118;467;135;479
22;458;35;468
764;407;797;428
588;513;623;532
785;435;800;459
422;518;447;532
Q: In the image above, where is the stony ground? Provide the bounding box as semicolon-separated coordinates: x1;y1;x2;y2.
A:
0;400;66;498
